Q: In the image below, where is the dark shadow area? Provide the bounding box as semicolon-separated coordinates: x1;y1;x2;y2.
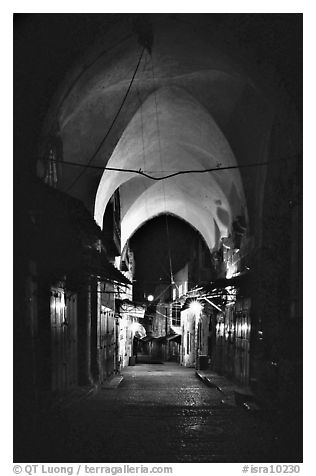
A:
130;214;211;300
16;401;302;463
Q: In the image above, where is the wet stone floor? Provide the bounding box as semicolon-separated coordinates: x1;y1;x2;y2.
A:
29;362;294;463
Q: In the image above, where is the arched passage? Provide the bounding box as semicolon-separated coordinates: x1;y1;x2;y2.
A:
120;177;229;251
94;86;247;250
14;14;302;463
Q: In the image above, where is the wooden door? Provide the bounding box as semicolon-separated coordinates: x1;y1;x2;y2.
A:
50;288;67;392
65;292;78;388
99;306;115;381
50;288;78;392
234;299;251;386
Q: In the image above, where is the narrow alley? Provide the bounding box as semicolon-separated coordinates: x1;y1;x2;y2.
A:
14;13;302;465
26;361;296;463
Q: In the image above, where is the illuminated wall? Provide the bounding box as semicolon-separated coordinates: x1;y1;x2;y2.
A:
180;308;196;367
41;16;299;261
42;18;276;254
94;86;246;252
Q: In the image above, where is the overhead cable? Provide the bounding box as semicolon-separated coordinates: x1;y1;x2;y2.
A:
57;32;134;113
48;155;297;182
149;50;174;284
64;46;145;193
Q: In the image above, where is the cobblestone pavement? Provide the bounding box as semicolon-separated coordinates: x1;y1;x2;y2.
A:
30;362;297;463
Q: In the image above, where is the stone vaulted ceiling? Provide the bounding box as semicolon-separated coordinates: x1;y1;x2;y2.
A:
45;16;278;251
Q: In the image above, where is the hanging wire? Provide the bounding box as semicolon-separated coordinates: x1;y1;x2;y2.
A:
134;52;173;285
165;214;174;283
153;282;173;302
64;46;145;193
43;28;135;166
57;32;135;114
136;50;151;217
44;154;297;182
149;49;174;284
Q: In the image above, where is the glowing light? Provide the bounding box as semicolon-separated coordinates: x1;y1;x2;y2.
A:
147;294;154;302
131;322;139;333
241;322;249;337
189;300;202;314
131;322;146;338
51;294;65;314
226;263;236;279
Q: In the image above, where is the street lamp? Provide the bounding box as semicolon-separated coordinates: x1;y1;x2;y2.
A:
189;300;202;314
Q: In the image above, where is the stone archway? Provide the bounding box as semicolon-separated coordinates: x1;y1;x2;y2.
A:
94;85;247;251
40;15;300;251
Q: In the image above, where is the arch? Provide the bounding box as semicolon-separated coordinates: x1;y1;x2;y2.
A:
121;187;219;251
125;210;215;256
119;174;236;249
94;86;246;251
39;15;299;252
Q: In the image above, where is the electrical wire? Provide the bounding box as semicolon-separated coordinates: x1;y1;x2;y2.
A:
149;50;174;284
57;32;135;113
46;154;297;182
136;51;152;218
153;283;173;302
132;52;172;284
64;46;145;193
